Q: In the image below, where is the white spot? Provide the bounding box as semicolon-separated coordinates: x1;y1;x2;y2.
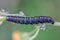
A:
40;23;46;30
19;11;26;17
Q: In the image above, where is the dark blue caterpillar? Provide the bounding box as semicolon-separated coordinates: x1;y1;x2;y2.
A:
6;16;54;24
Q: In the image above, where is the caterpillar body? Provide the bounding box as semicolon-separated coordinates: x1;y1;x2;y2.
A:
6;16;54;24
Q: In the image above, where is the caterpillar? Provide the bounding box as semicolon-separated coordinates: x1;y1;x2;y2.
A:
6;16;54;24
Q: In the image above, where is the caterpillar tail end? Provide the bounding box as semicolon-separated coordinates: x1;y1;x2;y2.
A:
0;16;6;25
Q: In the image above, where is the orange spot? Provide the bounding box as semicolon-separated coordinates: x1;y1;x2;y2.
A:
12;31;22;40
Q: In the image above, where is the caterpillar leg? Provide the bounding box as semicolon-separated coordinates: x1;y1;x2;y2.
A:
39;23;46;30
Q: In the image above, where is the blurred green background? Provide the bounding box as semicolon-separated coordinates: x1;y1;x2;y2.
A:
0;0;60;40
